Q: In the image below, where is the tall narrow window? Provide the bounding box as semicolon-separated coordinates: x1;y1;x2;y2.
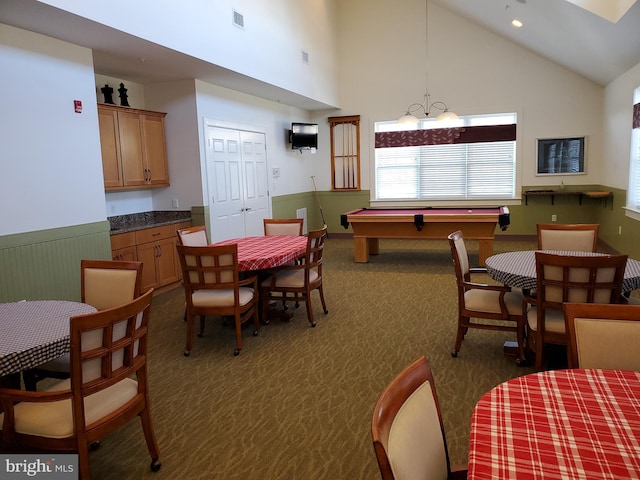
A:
328;115;360;191
627;87;640;212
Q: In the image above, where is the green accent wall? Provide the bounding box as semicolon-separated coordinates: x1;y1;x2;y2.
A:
0;222;112;302
272;190;369;233
272;185;640;258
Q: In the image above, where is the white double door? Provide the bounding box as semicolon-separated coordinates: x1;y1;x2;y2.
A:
206;126;270;242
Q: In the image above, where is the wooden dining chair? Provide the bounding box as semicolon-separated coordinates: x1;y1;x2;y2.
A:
537;223;599;252
176;225;209;246
23;259;143;391
177;244;260;356
264;218;305;309
260;226;328;327
0;289;161;479
176;225;209;324
263;218;304;236
371;356;467;480
564;302;640;369
447;230;527;364
526;252;628;370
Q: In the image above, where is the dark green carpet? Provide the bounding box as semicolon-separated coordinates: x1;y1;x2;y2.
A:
88;237;539;479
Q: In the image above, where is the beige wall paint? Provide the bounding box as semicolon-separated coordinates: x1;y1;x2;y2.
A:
321;0;604;197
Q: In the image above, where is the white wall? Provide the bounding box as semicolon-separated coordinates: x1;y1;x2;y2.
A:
193;80;318;206
602;62;640;190
39;0;339;108
0;24;106;235
330;0;605;194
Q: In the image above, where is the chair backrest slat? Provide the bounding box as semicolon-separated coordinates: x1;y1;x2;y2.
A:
535;252;627;310
81;259;143;311
263;218;304;236
564;302;640;369
371;356;452;480
176;226;209;246
70;288;153;409
537;223;599;252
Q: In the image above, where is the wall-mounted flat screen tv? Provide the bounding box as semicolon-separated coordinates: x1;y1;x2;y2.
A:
290;123;318;150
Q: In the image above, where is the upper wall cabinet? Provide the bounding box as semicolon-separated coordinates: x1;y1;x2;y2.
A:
98;104;170;191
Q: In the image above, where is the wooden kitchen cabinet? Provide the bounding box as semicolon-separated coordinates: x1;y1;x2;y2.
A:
110;232;137;261
110;221;191;292
135;224;182;292
98;104;169;191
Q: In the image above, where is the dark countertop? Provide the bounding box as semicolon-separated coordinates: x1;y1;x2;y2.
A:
108;210;191;235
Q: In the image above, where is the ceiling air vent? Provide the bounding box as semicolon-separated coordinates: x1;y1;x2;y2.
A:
233;10;244;29
301;50;309;64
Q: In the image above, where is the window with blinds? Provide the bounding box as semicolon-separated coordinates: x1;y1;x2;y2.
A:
374;113;517;201
627;88;640;212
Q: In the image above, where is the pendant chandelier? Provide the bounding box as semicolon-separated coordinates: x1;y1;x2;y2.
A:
398;0;458;124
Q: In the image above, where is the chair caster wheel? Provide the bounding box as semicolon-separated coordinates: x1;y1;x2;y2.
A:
253;329;259;337
310;322;317;328
323;309;328;314
184;350;190;357
150;459;161;472
451;351;458;358
197;333;204;338
234;349;240;356
515;358;528;366
89;441;101;451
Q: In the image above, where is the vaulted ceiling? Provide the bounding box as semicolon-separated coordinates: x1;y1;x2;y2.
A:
2;0;639;111
433;0;640;86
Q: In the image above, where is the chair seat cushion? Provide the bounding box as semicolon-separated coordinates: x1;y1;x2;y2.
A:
464;290;523;316
527;307;565;334
192;287;254;307
0;377;138;439
261;269;318;288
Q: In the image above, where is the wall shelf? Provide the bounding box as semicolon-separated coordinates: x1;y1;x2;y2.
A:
523;189;612;207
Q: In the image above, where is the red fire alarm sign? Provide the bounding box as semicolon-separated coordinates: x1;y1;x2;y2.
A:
74;100;82;113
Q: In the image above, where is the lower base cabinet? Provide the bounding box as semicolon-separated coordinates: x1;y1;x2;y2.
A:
110;221;191;292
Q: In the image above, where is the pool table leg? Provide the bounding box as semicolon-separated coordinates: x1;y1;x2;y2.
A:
478;239;493;267
353;237;379;262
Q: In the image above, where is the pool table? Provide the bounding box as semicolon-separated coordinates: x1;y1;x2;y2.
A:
340;206;510;266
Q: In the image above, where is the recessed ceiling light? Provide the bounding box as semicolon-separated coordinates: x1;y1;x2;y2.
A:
512;19;523;28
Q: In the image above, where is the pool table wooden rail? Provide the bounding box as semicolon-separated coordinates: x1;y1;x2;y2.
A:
341;207;509;266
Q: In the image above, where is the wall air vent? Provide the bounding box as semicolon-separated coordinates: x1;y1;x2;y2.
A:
233;10;244;29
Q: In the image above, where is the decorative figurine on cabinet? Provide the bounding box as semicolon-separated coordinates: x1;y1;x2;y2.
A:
118;83;130;107
101;84;114;104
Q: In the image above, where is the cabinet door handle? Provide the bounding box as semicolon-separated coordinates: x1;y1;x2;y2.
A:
158;245;163;256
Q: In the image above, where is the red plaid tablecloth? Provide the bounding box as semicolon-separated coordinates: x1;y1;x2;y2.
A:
0;300;96;377
213;235;308;271
469;369;640;479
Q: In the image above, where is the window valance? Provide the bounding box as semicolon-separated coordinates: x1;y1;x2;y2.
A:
374;124;516;148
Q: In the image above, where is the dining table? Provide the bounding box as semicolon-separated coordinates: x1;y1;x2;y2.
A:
485;250;640;293
0;300;96;387
211;235;309;322
468;368;640;479
211;235;308;272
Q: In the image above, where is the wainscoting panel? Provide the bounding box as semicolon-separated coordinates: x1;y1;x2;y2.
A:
0;222;111;302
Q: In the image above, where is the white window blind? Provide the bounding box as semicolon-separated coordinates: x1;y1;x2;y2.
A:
627;87;640;211
374;113;516;201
